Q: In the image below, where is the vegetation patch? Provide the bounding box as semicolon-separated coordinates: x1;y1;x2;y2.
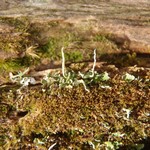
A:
0;71;149;149
0;49;149;149
0;17;150;150
0;17;149;84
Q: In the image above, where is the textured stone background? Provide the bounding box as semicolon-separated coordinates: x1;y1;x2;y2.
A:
0;0;150;53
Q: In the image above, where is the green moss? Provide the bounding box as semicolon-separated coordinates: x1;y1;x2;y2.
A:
93;34;109;42
39;31;84;61
0;57;32;73
0;60;20;73
65;51;83;62
39;37;60;60
48;21;60;27
0;18;150;149
0;17;42;76
0;17;29;32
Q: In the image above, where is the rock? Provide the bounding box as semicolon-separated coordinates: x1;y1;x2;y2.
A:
0;0;9;10
0;0;150;54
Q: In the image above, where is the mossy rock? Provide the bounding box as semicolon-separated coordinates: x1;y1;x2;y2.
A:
0;72;149;149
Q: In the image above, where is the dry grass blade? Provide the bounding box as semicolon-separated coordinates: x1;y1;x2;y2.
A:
25;46;39;58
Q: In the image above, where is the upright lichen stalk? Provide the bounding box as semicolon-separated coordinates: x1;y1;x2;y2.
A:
91;49;96;77
61;47;66;78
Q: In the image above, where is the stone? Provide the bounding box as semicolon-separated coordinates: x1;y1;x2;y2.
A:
0;0;149;53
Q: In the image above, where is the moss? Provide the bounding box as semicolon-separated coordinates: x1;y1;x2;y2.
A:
0;17;42;77
93;34;109;42
0;17;31;52
1;17;148;81
65;51;83;62
0;72;149;149
0;17;150;149
0;17;29;31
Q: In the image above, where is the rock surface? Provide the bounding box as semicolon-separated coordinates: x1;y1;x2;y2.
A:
0;0;150;53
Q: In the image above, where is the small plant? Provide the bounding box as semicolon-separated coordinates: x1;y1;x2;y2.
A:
9;68;36;88
9;68;30;83
25;46;40;59
42;48;110;92
122;73;136;82
104;141;122;150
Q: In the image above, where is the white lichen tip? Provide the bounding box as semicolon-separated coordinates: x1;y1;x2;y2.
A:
91;49;97;77
123;108;132;119
61;47;66;78
48;142;57;150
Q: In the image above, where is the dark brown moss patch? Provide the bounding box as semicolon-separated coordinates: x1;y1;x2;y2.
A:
0;72;149;149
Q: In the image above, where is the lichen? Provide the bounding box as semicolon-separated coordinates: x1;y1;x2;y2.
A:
0;72;149;149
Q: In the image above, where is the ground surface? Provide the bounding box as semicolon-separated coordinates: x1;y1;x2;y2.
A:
0;0;150;149
0;0;150;53
0;65;150;149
